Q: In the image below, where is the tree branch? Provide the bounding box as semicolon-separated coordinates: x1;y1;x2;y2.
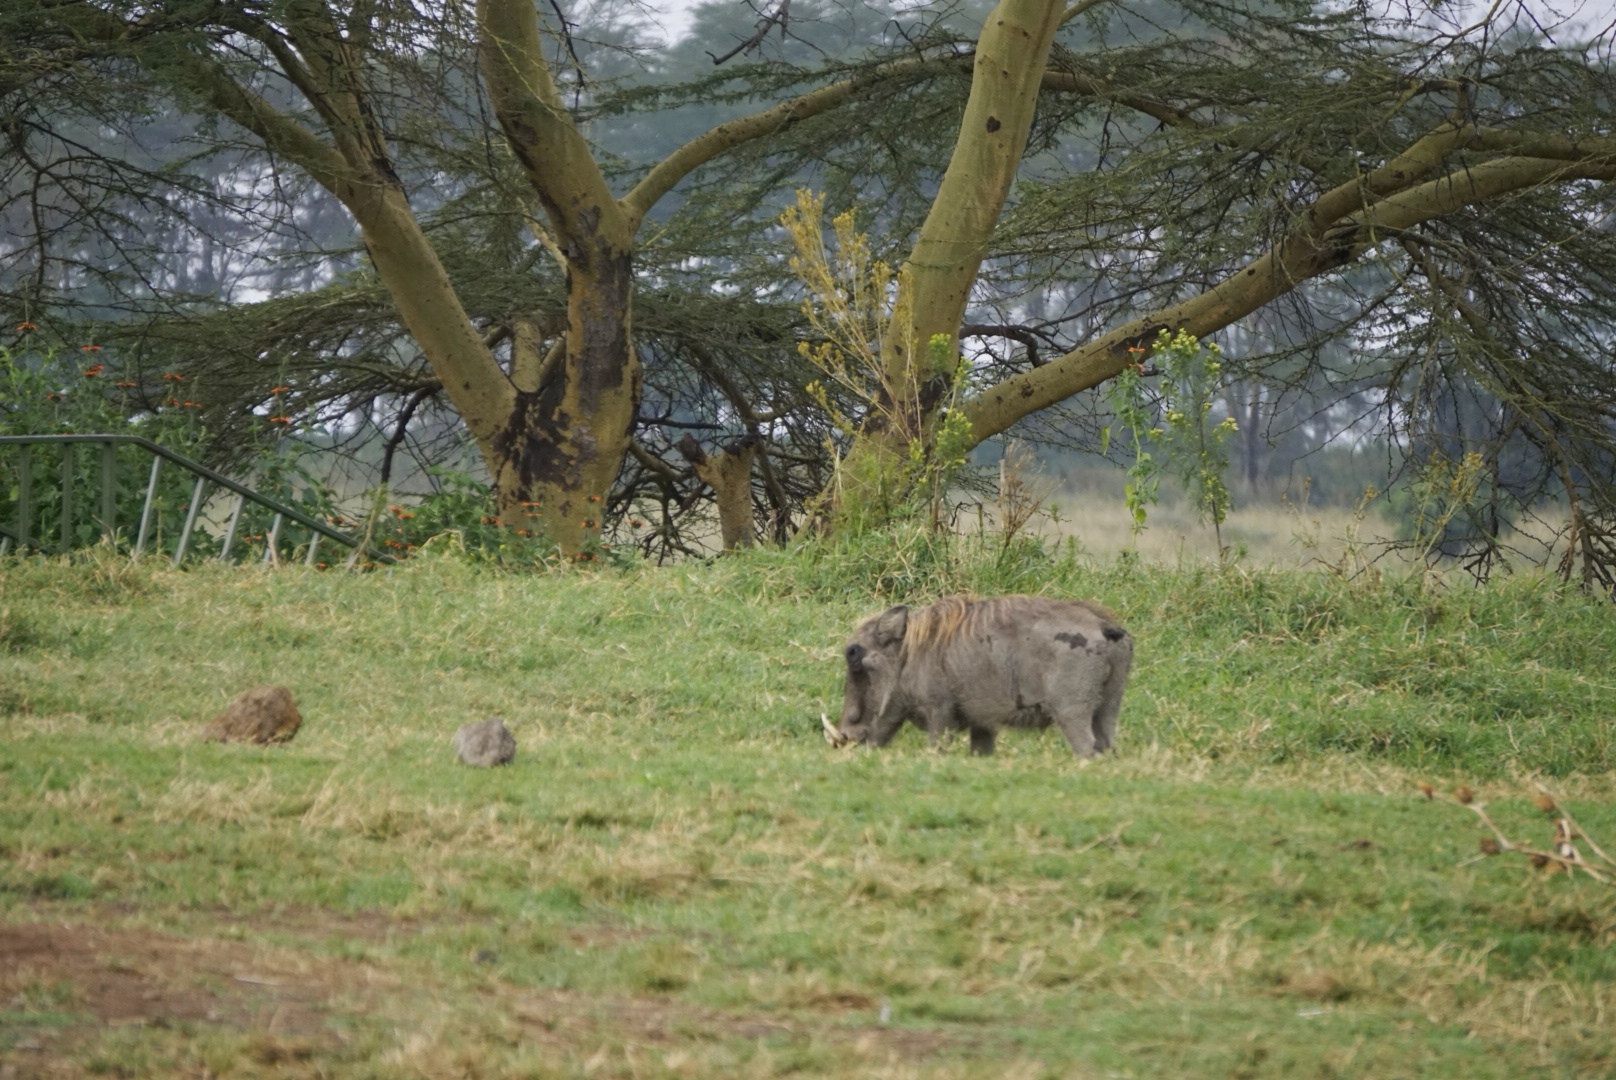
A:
380;382;440;485
629;438;687;483
160;52;354;197
963;152;1616;443
1039;68;1198;128
620;56;947;231
1060;0;1115;24
158;34;515;446
477;0;627;248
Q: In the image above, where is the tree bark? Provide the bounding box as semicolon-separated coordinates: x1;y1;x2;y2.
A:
677;434;759;549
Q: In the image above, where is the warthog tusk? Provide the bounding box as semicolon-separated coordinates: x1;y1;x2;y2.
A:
822;713;852;748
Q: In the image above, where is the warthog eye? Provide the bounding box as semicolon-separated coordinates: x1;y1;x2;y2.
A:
845;643;866;674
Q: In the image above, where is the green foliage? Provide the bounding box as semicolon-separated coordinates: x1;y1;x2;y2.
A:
357;468;642;570
1106;330;1237;548
0;342;213;554
369;468;556;566
1;544;1613;1076
785;193;978;533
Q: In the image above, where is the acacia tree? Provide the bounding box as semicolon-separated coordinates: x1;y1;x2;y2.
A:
10;0;1616;570
4;0;959;550
772;0;1616;591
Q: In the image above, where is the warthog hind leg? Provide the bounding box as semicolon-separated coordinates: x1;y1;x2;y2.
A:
1091;644;1133;753
1053;684;1106;757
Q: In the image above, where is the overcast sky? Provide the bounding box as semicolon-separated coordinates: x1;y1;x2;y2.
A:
646;0;1616;47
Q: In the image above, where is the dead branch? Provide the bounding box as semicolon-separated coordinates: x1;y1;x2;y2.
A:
1422;781;1615;886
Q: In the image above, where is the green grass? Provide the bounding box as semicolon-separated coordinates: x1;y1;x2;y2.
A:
2;534;1614;1078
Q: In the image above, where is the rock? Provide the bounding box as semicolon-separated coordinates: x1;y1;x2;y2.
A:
205;685;302;744
454;717;516;767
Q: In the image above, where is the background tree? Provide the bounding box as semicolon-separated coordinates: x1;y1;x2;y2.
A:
785;0;1616;586
8;0;1616;581
2;0;954;551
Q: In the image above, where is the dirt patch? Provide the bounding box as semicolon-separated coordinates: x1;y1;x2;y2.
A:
0;916;968;1074
0;919;387;1042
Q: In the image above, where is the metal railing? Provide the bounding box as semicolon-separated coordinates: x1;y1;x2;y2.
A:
0;434;393;566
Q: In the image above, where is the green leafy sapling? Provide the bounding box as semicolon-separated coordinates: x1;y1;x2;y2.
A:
1105;330;1238;556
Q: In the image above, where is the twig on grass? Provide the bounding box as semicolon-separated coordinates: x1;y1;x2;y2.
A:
1421;781;1615;886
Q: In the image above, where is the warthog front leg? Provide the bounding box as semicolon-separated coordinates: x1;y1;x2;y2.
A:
969;726;996;756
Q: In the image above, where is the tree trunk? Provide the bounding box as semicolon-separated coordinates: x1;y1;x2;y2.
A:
677;434;758;549
492;252;640;551
832;0;1065;524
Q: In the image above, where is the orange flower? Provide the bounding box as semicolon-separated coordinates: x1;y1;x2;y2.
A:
114;380;137;388
267;415;291;425
480;516;500;525
182;401;200;408
165;397;180;406
161;372;183;381
15;322;37;332
316;562;328;570
45;392;62;401
397;512;415;520
81;344;102;353
1127;345;1147;355
271;386;290;394
82;364;104;377
587;494;601;502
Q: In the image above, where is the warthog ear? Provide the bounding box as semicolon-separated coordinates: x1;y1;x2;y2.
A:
875;605;908;646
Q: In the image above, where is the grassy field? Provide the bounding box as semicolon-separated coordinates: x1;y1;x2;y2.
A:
2;533;1614;1078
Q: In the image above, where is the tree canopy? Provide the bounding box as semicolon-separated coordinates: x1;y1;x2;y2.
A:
4;0;1616;580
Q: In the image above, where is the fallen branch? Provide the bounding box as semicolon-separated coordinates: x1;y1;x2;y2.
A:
1422;781;1615;886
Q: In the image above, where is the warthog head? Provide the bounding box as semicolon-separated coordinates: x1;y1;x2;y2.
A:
835;605;909;747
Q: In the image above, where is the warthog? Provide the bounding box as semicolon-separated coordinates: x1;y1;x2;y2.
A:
828;595;1132;757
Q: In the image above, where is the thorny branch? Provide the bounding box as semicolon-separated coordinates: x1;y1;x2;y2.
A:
708;0;791;66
